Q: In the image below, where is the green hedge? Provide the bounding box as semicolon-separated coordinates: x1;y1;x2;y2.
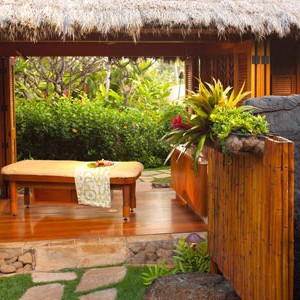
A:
16;98;172;168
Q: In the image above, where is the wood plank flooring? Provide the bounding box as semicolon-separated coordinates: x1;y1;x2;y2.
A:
0;182;207;242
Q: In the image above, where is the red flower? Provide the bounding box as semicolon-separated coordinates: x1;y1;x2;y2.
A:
171;115;192;130
83;85;88;94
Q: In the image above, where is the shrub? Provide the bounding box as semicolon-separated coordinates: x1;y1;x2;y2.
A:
16;97;171;168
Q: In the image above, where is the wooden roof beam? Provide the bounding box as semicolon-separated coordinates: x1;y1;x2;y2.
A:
0;41;235;57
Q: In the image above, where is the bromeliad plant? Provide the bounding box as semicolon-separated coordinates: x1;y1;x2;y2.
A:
161;79;269;168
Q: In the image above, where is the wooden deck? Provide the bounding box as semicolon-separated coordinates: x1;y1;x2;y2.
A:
0;182;207;242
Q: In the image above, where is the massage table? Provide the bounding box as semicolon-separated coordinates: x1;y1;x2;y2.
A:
1;160;144;221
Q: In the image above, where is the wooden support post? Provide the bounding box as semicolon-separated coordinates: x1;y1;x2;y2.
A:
297;41;300;94
0;57;17;197
265;40;271;96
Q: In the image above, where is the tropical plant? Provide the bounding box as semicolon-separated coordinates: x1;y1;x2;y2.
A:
15;56;106;100
172;236;210;274
161;79;269;169
141;237;210;286
141;259;174;286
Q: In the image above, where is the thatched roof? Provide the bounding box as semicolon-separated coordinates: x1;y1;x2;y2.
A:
0;0;299;42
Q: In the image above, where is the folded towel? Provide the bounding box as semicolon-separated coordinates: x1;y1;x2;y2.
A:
75;163;113;208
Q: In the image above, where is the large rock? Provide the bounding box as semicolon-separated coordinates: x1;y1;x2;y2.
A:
18;252;33;265
144;273;240;300
245;95;300;300
0;263;16;274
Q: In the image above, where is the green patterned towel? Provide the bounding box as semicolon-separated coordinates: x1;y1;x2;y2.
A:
75;163;113;208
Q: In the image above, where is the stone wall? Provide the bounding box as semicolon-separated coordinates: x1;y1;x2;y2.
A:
0;233;199;276
0;249;35;274
245;95;300;300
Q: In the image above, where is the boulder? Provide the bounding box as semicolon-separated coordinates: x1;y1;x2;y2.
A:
144;273;240;300
0;263;17;274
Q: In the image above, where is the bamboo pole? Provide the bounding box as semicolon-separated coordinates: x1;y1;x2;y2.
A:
288;142;294;300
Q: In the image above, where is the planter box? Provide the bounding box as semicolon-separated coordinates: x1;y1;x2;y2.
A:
171;147;208;221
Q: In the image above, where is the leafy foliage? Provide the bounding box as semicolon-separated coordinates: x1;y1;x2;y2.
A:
173;237;210;274
15;57;175;106
16;97;172;168
142;237;210;286
141;260;174;286
93;59;172;110
161;79;269;170
15;57;106;100
14;57;183;167
210;105;269;142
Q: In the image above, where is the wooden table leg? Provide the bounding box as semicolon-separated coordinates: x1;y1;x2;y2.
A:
122;184;131;221
1;180;8;198
130;182;136;212
24;188;30;208
9;181;18;216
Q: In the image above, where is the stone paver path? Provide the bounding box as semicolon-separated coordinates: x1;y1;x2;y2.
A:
79;288;117;300
21;266;126;300
20;283;65;300
76;266;127;292
138;168;170;183
32;271;77;283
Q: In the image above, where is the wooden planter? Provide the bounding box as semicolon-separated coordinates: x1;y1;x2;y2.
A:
171;147;208;222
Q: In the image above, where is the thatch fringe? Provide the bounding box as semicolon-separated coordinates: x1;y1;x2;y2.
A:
0;0;299;41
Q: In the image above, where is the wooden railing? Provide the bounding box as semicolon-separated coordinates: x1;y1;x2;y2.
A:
207;136;294;300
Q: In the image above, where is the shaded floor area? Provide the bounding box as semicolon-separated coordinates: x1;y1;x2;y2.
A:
0;170;207;243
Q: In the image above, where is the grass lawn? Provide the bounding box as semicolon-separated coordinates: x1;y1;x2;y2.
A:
0;265;148;300
152;176;171;185
144;165;170;171
143;166;171;186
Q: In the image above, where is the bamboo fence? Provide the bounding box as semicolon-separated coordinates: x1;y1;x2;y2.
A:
207;136;294;300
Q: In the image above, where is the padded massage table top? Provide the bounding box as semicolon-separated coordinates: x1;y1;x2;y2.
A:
1;160;144;179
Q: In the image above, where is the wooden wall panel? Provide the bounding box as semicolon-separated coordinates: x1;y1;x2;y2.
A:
200;55;234;88
271;39;297;95
272;75;296;95
234;40;252;98
185;57;200;94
